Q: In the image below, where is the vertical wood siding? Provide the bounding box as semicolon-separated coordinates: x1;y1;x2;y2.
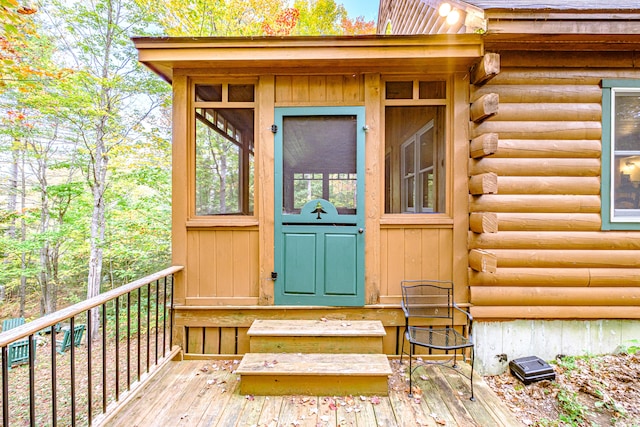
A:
380;227;453;302
185;229;260;300
275;75;364;105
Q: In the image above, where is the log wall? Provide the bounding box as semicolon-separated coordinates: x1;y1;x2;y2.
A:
468;50;640;320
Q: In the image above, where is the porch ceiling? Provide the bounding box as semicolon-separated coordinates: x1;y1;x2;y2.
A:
132;34;484;83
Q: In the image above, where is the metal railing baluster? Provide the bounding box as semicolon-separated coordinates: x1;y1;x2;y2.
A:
0;267;182;426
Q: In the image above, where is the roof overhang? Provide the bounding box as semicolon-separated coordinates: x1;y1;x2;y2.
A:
132;34;484;83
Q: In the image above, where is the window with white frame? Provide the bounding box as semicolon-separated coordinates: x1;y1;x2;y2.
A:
401;121;436;212
602;80;640;229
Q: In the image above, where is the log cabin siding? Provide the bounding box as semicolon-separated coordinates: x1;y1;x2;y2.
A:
468;50;640;319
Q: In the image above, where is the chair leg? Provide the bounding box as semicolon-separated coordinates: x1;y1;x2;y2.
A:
408;342;414;398
469;348;475;401
400;327;406;364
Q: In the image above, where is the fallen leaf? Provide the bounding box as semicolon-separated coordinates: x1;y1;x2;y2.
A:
370;396;381;405
246;395;255;401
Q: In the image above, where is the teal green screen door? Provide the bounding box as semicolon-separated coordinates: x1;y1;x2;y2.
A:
274;107;365;306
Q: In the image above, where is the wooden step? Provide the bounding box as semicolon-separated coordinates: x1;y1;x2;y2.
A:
247;319;386;354
236;353;392;396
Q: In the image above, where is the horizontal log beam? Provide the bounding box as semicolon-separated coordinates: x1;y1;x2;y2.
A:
469;133;499;158
491;139;601;159
470;286;640;306
497;176;601;195
470;93;499;123
496;213;601;231
492;103;601;122
469;212;498;233
470;158;600;176
469;231;640;250
470;120;601;140
490;68;640;86
469;268;640;287
470;52;500;86
491;249;640;268
471;84;601;104
470;194;600;213
470;305;640;320
497;50;638;69
469;173;498;195
469;249;497;273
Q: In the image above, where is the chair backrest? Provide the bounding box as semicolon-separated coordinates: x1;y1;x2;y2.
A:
2;317;25;332
72;324;85;347
8;339;30;368
401;280;454;321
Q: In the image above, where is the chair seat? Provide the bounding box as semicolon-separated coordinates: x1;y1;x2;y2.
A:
406;326;472;351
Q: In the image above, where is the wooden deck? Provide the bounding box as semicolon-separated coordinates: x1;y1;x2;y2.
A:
101;358;522;426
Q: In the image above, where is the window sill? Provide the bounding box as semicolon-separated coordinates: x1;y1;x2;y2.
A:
380;214;454;227
186;217;259;228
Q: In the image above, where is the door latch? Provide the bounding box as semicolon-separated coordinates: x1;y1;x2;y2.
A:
271;272;278;281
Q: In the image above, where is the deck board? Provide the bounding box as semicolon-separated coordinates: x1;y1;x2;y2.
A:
102;359;523;427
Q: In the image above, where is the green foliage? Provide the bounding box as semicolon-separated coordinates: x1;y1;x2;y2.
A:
0;0;172;316
557;388;591;426
293;0;347;35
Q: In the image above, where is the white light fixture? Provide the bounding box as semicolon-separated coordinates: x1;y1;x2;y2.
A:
438;2;461;26
438;2;452;17
446;9;461;25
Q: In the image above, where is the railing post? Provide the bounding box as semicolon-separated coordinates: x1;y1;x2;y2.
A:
115;296;120;401
51;324;57;427
29;335;36;427
3;345;9;427
87;310;92;426
70;317;76;427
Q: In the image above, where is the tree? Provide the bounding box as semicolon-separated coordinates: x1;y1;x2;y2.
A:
134;0;288;36
41;0;169;336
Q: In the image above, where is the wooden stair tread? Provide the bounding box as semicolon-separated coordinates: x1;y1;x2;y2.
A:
236;353;392;376
247;319;386;337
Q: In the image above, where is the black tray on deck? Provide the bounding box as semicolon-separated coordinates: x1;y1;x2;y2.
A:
509;356;555;384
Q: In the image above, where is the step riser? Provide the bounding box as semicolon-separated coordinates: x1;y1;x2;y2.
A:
250;336;382;354
239;375;389;396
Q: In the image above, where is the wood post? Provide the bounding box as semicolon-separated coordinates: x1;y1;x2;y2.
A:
470;93;499;123
470;53;500;86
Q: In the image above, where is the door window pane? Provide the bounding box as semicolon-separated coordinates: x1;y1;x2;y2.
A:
283;115;357;214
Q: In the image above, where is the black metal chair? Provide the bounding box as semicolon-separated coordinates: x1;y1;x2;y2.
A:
400;280;475;401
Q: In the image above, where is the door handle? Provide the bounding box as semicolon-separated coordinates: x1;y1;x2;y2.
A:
358;228;364;234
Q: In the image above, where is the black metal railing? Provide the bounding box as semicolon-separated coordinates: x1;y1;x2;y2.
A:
0;266;183;426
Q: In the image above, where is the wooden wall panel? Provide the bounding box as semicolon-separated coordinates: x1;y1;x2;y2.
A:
185;229;260;301
468;55;640;319
380;227;453;301
275;75;364;105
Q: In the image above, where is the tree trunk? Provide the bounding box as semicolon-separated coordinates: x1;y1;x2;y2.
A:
87;0;115;341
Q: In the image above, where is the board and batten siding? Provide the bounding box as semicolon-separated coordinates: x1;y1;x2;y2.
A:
468;50;640;320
